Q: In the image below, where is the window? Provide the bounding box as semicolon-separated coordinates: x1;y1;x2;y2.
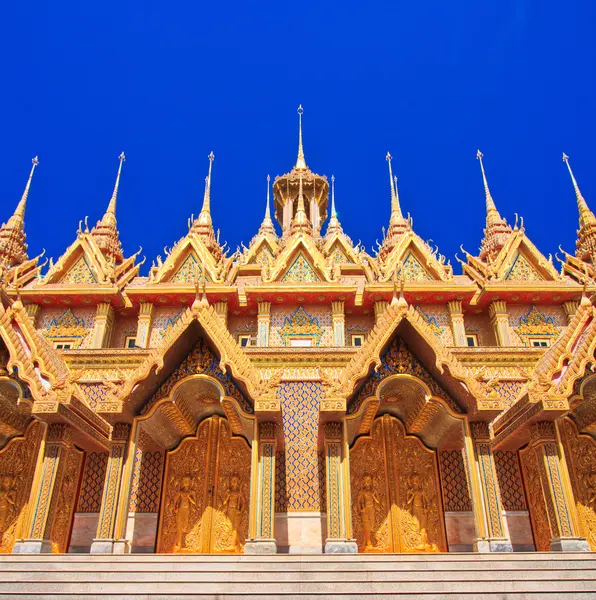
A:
529;338;551;348
465;334;479;347
53;341;74;350
238;335;252;347
124;336;137;349
289;338;313;347
351;334;365;347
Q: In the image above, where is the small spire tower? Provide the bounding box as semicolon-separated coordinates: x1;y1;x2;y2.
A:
0;156;39;267
563;153;596;263
378;153;409;259
191;152;221;256
258;175;277;238
476;150;511;262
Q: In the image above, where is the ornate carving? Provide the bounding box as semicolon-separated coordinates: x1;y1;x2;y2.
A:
157;416;250;553
77;452;108;513
350;415;446;553
279;307;324;347
439;450;472;512
514;306;561;344
494;451;527;512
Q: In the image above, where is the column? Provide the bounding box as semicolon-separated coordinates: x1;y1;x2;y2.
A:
525;422;589;552
257;302;271;347
25;303;40;327
324;422;357;553
14;424;82;553
331;301;345;347
489;300;511;347
448;300;466;347
111;422;141;553
563;301;579;325
91;302;114;349
91;424;131;553
245;422;277;554
283;201;292;229
135;302;153;349
374;300;389;326
214;300;228;327
467;422;512;552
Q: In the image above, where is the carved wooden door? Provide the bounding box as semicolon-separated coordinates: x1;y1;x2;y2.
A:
157;415;251;553
350;414;446;553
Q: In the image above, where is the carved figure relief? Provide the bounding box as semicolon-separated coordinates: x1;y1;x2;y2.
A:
0;420;43;553
350;414;446;553
157;415;251;554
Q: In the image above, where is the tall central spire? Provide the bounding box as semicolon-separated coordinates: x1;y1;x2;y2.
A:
0;156;39;267
386;152;403;223
196;151;215;227
295;105;307;171
100;152;125;230
476;150;511;261
563;153;596;229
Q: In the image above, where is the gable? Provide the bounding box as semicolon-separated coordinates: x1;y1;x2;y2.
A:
328;241;352;265
170;252;209;284
505;252;543;281
250;245;275;266
281;252;321;283
61;255;97;284
401;251;433;281
348;337;461;415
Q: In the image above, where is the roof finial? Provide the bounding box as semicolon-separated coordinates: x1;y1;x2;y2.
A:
295;105;307;170
325;175;343;237
12;156;39;225
197;151;215;226
101;152;125;228
386;152;403;222
258;174;276;237
563;153;596;228
331;175;337;217
476;149;503;226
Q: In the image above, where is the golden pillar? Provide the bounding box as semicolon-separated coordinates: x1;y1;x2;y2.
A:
324;421;357;553
448;300;466;347
466;422;512;552
257;302;271;348
90;424;131;553
563;301;579;325
373;300;389;325
245;422;277;554
13;424;83;554
520;421;590;552
214;300;228;327
135;302;154;349
331;301;345;347
91;302;114;349
489;300;511;347
24;303;40;327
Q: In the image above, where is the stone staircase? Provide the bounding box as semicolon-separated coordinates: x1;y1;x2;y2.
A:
0;553;595;599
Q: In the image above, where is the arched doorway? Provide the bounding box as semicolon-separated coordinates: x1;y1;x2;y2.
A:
156;415;251;553
350;413;447;553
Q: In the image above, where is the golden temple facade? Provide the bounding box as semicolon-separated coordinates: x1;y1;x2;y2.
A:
1;109;596;555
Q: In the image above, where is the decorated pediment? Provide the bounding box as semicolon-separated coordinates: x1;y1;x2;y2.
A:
514;306;561;345
504;251;543;281
42;309;90;348
170;253;209;283
325;239;354;266
380;233;452;282
281;252;321;283
279;306;324;346
61;255;97;284
268;235;330;283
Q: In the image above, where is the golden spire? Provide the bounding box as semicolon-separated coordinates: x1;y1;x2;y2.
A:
326;175;342;236
8;156;39;229
295;105;307;171
258;174;277;237
476;149;505;226
91;153;125;263
100;152;125;229
0;156;38;267
290;174;310;232
563;153;596;228
196;151;215;227
386;152;403;222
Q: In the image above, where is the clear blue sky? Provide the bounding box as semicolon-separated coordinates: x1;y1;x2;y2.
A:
1;1;595;273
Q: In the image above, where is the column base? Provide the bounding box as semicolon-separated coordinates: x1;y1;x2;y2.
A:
473;538;513;553
90;538;131;554
11;539;53;554
325;538;359;554
550;537;591;552
244;539;277;554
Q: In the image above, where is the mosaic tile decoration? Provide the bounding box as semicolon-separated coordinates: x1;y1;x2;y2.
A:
277;381;323;512
494;450;527;512
61;255;97;284
439;450;473;512
505;252;543;281
77;452;108;513
270;305;333;347
281;252;321;283
129;449;164;513
402;252;433;281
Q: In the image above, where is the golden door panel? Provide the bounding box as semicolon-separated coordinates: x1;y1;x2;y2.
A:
157;416;250;554
560;419;596;550
350;414;446;553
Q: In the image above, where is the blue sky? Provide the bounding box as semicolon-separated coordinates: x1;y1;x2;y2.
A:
1;1;595;273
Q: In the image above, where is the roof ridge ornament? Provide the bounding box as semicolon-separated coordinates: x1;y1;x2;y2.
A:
563;152;596;229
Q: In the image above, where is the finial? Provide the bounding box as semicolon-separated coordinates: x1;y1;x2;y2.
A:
476;149;503;225
197;152;215;226
266;174;271;219
386;152;403;222
12;156;39;223
331;175;337;217
325;175;343;237
563;152;596;228
295;105;307;170
258;174;276;237
106;152;126;218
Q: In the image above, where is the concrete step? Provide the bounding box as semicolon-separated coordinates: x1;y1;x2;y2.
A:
1;553;595;599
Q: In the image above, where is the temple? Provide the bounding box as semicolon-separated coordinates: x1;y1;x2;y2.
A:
1;108;596;557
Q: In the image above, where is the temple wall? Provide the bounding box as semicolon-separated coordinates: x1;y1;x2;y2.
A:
38;307;95;348
270;306;333;347
507;304;567;347
109;315;137;348
344;313;374;345
148;307;185;348
415;305;455;346
228;315;257;344
463;314;497;346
